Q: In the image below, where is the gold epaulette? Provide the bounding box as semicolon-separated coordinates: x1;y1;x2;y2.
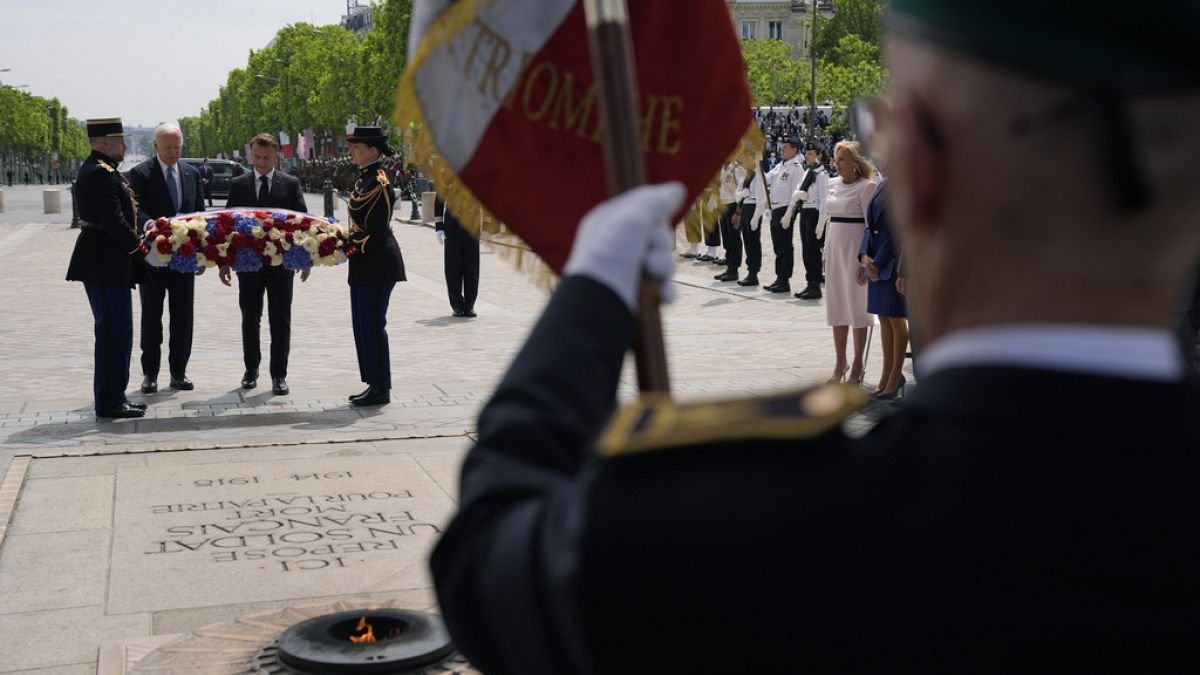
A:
376;169;390;186
98;160;116;173
597;384;869;458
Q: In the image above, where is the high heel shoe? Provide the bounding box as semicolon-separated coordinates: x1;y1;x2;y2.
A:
873;376;907;400
848;368;865;386
827;367;848;384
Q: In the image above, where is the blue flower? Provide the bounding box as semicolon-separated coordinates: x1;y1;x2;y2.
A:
168;252;199;274
283;244;314;271
231;247;262;273
271;211;289;222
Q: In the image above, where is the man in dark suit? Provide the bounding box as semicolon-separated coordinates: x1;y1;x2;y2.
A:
198;158;215;207
427;2;1200;673
218;133;308;396
126;123;206;394
65;118;147;419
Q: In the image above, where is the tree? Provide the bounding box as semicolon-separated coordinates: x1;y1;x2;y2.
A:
741;38;809;107
813;0;885;65
360;0;414;126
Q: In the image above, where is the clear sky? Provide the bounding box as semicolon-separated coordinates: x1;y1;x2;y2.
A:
0;0;353;128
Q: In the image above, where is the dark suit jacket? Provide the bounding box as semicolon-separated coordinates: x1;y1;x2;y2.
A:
859;179;895;279
125;157;205;227
431;275;1200;675
66;151;142;287
225;169;307;213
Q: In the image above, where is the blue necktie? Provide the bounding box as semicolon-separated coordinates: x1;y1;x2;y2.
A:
166;164;180;214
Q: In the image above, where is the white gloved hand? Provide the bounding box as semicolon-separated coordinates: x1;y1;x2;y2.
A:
734;188;749;204
791;189;807;204
781;205;796;230
563;182;686;311
750;210;763;231
815;212;830;239
436;230;445;245
480;230;490;243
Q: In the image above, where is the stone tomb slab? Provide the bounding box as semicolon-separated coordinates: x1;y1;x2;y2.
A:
108;454;455;614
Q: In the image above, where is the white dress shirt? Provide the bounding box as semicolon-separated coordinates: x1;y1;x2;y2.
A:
254;168;276;195
919;324;1185;382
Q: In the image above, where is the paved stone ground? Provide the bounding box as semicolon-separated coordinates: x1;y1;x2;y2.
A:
0;183;910;673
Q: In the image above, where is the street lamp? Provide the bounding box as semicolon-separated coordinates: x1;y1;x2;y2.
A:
808;0;818;143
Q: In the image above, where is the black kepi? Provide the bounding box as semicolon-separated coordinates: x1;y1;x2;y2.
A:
85;118;124;137
346;126;395;156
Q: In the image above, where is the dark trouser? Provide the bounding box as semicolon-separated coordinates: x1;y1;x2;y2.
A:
740;203;762;275
798;207;824;288
350;282;396;388
85;283;133;414
769;206;794;282
719;202;741;271
138;266;195;379
444;232;480;313
238;268;294;378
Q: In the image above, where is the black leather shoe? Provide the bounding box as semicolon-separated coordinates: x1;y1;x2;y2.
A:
169;375;194;390
141;376;157;394
714;270;738;282
124;400;148;411
796;286;822;299
737;276;759;287
464;309;477;318
712;257;726;266
241;371;258;389
696;254;714;262
767;282;790;293
272;377;289;395
348;386;373;402
351;386;390;407
452;309;467;317
97;403;145;419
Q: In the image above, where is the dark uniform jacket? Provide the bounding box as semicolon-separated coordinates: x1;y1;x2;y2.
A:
225;169;308;277
126;156;206;226
431;275;1200;674
347;162;406;285
66;150;141;287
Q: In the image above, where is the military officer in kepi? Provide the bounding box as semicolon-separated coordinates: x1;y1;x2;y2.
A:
344;126;407;407
65;118;148;419
428;0;1200;671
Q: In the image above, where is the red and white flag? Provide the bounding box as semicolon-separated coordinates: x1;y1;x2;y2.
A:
397;0;758;273
279;131;293;159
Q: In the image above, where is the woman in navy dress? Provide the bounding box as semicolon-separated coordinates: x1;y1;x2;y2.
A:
858;180;909;399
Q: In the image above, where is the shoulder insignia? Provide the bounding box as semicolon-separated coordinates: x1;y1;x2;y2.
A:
597;384;870;458
97;160;115;173
376;169;390;186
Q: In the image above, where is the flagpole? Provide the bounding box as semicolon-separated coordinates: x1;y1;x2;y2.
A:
583;0;671;394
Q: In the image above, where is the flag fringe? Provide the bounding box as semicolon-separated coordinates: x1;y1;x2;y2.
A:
680;120;764;238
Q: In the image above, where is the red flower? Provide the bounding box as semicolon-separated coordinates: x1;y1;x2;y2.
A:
251;238;268;255
203;244;220;260
156;238;172;254
178;241;195;258
262;220;274;230
187;228;201;241
230;231;247;250
260;254;272;265
217;212;234;227
285;232;294;243
318;239;338;256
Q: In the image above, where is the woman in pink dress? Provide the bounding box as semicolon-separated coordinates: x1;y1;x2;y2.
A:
821;141;878;384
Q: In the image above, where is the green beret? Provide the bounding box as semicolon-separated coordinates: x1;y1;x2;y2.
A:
885;1;1200;91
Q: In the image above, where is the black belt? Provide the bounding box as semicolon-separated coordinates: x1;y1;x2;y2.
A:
830;217;866;223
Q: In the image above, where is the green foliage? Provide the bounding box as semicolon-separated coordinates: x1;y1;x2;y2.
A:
816;34;886;108
813;0;885;64
741;38;810;106
0;88;88;166
189;0;414;160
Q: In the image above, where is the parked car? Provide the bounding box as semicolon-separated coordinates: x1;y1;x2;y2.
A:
181;158;243;200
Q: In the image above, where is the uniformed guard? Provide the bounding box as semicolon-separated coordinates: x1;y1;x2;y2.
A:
65;118;147;419
344;126;406;407
761;136;805;293
428;1;1200;672
791;142;830;299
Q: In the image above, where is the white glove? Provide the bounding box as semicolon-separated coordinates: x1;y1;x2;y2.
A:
815;212;830;239
480;230;490;242
564;182;686;312
750;210;763;231
436;230;445;245
791;189;807;204
783;205;798;230
734;188;749;204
